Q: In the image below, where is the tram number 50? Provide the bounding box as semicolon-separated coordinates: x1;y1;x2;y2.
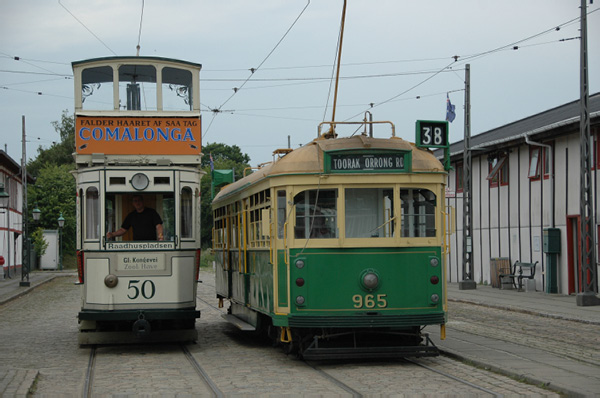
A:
352;294;387;309
127;280;156;300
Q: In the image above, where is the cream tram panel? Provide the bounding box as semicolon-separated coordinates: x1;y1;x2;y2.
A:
84;253;196;308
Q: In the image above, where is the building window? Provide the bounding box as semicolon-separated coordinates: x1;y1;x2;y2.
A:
488;156;508;187
455;162;464;193
528;145;552;181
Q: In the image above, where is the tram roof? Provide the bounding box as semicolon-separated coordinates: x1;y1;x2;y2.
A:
213;135;444;202
72;56;202;70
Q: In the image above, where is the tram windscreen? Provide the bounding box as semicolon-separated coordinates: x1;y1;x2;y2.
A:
345;188;394;238
294;189;338;239
400;189;436;237
105;193;175;241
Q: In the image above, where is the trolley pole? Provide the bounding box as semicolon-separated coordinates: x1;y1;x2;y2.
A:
576;0;600;306
459;64;476;290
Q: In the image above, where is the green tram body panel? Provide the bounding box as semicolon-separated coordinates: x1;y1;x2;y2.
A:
216;246;446;329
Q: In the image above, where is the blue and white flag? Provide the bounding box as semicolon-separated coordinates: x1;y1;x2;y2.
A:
446;94;456;123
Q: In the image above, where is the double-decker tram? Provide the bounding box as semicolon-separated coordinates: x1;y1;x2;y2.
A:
212;122;448;359
71;56;204;344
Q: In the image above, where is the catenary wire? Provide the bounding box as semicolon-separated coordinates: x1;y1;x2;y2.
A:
58;0;117;56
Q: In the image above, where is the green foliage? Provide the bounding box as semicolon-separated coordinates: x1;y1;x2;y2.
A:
27;110;76;253
27;110;75;176
200;142;251;248
31;227;48;258
200;249;215;268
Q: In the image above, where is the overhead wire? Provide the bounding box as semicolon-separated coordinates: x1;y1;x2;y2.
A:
203;0;311;139
58;0;117;56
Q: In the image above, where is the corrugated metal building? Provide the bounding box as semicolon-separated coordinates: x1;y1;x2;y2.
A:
438;93;600;294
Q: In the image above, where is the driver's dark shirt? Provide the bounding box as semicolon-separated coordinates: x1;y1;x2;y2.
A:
121;208;163;241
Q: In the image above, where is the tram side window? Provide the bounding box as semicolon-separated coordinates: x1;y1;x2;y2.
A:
345;188;394;238
86;187;100;240
118;64;157;111
81;66;114;111
400;189;436;238
180;187;193;239
294;189;338;239
162;67;193;111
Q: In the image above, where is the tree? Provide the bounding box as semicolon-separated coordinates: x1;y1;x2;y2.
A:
200;142;252;248
27;110;76;254
27;110;75;176
28;163;76;253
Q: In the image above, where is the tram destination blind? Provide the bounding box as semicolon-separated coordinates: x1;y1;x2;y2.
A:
328;153;407;173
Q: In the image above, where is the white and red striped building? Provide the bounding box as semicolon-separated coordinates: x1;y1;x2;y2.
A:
439;93;600;294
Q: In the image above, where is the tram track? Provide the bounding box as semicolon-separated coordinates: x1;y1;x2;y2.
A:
81;343;223;397
404;358;502;397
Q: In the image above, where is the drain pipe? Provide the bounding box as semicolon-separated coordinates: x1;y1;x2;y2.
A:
525;136;554;228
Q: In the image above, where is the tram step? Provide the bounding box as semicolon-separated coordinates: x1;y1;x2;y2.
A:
221;314;256;331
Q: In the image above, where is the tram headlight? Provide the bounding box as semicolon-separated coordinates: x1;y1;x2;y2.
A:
430;294;440;304
360;269;380;291
295;259;305;269
430;258;439;267
104;274;118;288
295;295;306;306
363;272;379;290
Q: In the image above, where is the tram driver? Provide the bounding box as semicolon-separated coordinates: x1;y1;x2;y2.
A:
106;195;164;241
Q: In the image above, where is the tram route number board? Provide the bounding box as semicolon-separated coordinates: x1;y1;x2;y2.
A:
415;120;449;149
328;152;409;173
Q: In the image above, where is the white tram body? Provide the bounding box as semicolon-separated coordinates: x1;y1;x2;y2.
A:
71;56;204;344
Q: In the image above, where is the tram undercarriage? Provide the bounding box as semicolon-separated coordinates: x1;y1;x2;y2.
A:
78;309;200;345
272;326;439;360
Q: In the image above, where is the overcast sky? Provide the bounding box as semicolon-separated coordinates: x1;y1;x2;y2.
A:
1;0;599;166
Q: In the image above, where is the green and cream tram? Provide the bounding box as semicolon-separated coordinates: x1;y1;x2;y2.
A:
213;122;448;359
72;56;204;344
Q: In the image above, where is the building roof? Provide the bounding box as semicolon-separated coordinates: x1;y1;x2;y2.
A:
436;92;600;159
0;150;34;183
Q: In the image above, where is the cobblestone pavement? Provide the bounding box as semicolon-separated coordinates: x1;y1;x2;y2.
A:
447;300;600;367
0;271;560;397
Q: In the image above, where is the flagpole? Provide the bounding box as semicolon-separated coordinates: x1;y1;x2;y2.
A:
459;64;476;290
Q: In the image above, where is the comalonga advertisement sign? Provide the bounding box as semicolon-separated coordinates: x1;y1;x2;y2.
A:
75;116;201;155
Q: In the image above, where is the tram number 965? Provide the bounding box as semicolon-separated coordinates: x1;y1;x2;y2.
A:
127;280;156;300
352;294;387;309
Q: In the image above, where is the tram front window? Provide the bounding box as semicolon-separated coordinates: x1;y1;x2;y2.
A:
345;188;394;238
105;193;174;241
294;189;338;239
400;189;436;238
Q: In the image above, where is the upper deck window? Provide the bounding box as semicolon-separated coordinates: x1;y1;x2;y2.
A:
82;66;114;111
162;67;193;111
118;64;157;111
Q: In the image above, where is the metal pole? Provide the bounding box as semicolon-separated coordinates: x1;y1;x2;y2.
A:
460;64;476;290
577;0;600;306
329;0;347;125
59;227;63;271
461;65;473;283
20;115;30;287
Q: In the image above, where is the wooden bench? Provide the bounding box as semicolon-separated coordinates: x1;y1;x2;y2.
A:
498;261;538;291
